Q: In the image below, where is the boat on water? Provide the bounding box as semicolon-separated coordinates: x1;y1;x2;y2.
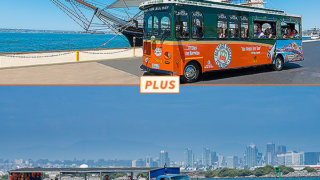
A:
311;31;319;40
51;0;267;47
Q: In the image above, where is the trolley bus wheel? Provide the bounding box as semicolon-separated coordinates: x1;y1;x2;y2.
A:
181;62;202;83
272;56;284;71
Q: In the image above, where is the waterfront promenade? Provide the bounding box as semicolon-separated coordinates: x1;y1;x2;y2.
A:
0;48;142;84
0;41;319;84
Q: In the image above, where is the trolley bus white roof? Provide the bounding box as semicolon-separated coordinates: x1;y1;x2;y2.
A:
139;0;301;18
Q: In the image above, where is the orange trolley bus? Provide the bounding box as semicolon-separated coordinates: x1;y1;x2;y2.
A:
139;0;303;82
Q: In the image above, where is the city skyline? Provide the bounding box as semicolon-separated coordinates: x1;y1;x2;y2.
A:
0;142;319;163
1;143;319;174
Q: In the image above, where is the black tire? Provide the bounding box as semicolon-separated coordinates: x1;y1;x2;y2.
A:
181;62;202;83
272;56;284;71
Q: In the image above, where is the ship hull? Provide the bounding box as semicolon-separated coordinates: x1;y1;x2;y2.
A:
122;31;143;47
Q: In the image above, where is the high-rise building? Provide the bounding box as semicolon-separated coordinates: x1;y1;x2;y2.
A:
136;159;146;167
304;152;320;165
184;148;194;168
226;156;238;169
245;144;258;169
146;156;152;167
277;145;287;155
159;150;170;167
202;147;211;167
257;152;263;166
266;143;276;165
277;151;304;166
132;160;137;167
211;151;218;166
217;153;224;168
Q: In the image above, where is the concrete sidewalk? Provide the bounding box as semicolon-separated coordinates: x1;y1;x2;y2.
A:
0;61;139;84
0;48;142;69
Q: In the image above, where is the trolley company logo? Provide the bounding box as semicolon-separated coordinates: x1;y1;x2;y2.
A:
140;76;180;94
154;48;162;57
214;44;232;69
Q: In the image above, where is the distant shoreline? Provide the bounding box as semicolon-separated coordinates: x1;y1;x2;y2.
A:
0;28;114;35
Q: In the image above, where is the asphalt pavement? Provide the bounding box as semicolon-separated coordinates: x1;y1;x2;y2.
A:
100;41;320;84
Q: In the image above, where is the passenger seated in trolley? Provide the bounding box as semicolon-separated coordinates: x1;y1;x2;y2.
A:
283;28;300;39
254;27;265;38
192;22;198;36
218;28;226;38
292;29;300;38
283;29;293;38
264;28;273;38
230;29;239;38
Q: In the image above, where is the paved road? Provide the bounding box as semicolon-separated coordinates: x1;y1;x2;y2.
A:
100;41;320;84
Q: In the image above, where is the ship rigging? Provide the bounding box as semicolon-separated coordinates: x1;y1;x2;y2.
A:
50;0;267;47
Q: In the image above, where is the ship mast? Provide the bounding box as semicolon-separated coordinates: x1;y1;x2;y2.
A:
50;0;144;46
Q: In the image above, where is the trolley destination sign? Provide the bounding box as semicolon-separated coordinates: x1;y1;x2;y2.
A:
140;0;300;17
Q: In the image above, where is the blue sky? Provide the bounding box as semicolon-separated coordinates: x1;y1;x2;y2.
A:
0;0;318;31
0;86;319;161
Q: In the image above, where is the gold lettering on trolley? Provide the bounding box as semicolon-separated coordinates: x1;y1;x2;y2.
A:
155;58;163;63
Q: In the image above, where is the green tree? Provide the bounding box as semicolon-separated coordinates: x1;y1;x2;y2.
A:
217;168;238;177
254;166;274;177
303;167;317;173
279;165;295;175
237;169;253;177
204;170;218;178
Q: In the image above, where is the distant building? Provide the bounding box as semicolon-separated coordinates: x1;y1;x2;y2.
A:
217;153;224;168
136;159;146;167
257;152;263;166
304;152;320;165
202;147;211;167
266;143;276;165
211;151;218;166
245;144;258;169
184;148;194;168
159;150;170;167
226;156;238;169
277;151;304;166
151;160;159;167
277;145;287;155
146;156;152;167
132;160;137;167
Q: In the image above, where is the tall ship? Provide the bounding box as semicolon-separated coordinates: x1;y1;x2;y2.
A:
51;0;266;47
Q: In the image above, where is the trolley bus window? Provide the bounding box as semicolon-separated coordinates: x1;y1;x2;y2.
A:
254;20;276;39
191;11;204;39
240;16;249;39
229;15;239;39
159;13;171;38
175;9;190;39
153;16;159;36
282;21;300;39
217;13;227;39
145;14;153;37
